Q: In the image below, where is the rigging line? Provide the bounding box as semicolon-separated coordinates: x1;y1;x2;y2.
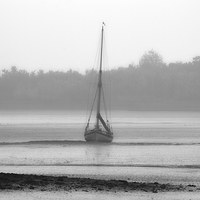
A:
102;86;108;122
85;32;102;124
103;34;112;123
85;73;93;124
87;87;98;125
85;69;96;123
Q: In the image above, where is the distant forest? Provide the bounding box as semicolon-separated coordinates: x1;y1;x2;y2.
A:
0;50;200;111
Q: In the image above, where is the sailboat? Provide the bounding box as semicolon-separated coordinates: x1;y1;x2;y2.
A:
84;23;113;143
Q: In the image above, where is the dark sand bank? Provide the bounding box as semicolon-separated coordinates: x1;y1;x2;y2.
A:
0;173;199;193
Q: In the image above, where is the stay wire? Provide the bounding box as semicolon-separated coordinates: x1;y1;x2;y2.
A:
102;31;112;126
102;86;108;122
87;88;98;126
85;31;102;125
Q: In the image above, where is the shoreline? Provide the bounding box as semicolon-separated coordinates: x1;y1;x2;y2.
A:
0;173;199;193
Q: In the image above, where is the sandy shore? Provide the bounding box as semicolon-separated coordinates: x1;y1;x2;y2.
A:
1;191;200;200
0;173;199;193
1;173;200;200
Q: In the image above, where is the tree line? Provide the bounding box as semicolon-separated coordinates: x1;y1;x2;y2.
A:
0;50;200;111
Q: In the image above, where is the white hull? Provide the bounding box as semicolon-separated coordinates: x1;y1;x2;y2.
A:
84;129;113;143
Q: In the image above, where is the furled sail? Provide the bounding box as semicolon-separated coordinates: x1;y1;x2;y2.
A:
97;113;110;132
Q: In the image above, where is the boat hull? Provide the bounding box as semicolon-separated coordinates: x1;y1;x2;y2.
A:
84;129;113;143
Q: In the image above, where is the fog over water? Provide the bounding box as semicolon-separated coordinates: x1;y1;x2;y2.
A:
0;1;200;199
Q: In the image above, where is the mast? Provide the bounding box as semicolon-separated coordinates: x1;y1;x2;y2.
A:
96;24;104;128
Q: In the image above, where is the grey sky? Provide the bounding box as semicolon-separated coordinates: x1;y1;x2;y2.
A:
0;0;200;73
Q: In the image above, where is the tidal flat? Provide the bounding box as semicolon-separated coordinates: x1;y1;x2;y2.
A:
1;111;200;199
0;173;200;200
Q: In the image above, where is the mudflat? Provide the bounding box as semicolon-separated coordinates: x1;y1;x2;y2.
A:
0;173;199;193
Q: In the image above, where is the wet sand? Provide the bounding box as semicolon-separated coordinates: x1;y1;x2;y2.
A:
0;111;200;199
1;191;200;200
1;173;200;200
0;173;199;193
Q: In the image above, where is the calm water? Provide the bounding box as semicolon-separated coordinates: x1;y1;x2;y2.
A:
0;110;200;185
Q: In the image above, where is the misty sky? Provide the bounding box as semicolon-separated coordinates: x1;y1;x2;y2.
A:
0;0;200;73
